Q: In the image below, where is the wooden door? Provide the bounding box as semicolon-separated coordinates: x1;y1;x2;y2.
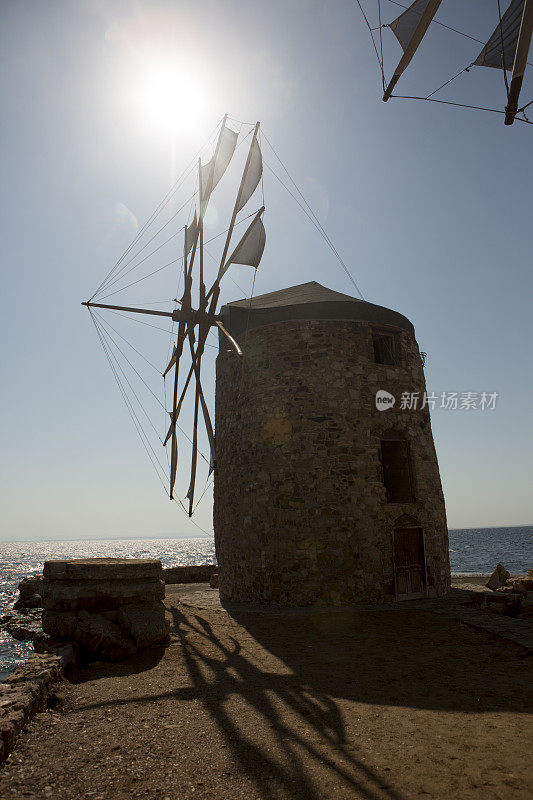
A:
393;527;426;600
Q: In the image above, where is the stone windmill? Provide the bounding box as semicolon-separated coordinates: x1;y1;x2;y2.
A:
84;118;450;605
214;282;450;605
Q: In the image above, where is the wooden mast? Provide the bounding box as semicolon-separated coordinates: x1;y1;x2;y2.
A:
383;0;443;102
504;0;533;124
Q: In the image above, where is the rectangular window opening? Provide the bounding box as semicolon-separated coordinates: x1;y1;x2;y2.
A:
373;331;397;366
381;440;414;503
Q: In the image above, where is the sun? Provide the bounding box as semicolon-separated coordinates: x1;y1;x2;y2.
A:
132;57;211;137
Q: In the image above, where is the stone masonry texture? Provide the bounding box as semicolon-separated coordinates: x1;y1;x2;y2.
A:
214;317;450;605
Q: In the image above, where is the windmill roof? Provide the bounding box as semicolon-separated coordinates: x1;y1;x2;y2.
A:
227;281;362;309
221;281;414;337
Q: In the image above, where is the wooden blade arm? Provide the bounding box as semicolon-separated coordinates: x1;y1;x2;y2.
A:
383;0;443;101
505;0;533;124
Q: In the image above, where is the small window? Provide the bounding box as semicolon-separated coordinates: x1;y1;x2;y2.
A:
380;439;414;502
373;331;397;365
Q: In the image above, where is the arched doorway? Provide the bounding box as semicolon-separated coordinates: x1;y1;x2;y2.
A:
393;516;426;600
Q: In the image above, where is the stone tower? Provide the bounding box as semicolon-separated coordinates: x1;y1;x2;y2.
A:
214;282;450;605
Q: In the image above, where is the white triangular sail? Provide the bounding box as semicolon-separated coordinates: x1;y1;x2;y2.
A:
219;209;266;280
185;212;198;256
389;0;436;52
200;125;238;202
236;138;262;212
383;0;443;101
475;0;525;70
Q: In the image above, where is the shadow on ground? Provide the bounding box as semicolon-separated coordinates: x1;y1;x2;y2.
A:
67;644;167;683
60;596;532;800
167;604;408;800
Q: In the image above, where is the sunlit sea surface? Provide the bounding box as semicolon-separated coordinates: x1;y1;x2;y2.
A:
0;537;216;681
0;527;531;679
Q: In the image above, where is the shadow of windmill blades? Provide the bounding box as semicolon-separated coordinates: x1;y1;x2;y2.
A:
168;606;408;800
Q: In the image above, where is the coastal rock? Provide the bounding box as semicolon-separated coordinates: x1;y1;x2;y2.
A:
14;576;43;610
0;653;67;763
117;602;169;649
76;612;137;661
486;563;510;591
42;611;78;639
506;577;533;593
209;573;219;588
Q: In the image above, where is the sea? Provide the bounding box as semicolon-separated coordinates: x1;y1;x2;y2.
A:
0;527;531;680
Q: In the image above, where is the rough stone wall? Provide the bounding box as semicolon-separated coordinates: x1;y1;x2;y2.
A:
214;318;450;605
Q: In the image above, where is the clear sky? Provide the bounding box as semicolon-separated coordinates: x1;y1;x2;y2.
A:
1;0;532;541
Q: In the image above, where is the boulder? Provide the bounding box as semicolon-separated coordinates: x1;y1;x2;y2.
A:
117;602;169;649
485;563;510;591
506;577;533;593
14;576;43;610
76;611;137;661
209;573;219;589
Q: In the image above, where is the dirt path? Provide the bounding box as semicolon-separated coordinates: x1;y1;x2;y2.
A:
0;587;531;800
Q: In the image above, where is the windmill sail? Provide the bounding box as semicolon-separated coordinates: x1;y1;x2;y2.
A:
475;0;525;70
389;0;437;51
200;125;238;202
236;138;262;212
185;213;198;256
383;0;443;101
219;208;266;280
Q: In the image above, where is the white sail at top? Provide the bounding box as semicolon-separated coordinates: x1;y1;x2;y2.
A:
200;124;238;203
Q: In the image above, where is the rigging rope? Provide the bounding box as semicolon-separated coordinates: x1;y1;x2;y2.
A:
94;311;211;463
425;63;474;100
390;93;533;122
262;136;365;299
378;0;386;93
96;192;197;299
99;210;259;300
354;0;387;87
89;310;169;491
90;116;225;301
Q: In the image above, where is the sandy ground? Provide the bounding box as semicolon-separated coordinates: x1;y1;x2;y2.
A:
0;581;531;800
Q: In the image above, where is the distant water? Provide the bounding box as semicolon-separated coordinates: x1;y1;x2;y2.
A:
448;526;532;575
0;537;216;681
0;528;531;679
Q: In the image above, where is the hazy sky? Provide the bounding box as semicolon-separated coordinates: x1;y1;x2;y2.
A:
1;0;532;541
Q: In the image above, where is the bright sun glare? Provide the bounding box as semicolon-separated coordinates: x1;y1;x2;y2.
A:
133;58;211;136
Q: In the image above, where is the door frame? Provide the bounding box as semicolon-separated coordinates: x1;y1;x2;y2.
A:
392;525;427;601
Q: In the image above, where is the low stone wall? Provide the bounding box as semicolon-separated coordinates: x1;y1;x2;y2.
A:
0;651;71;763
163;565;217;584
41;559;170;662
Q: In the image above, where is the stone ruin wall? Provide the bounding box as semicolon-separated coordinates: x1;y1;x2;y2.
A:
214;318;450;605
